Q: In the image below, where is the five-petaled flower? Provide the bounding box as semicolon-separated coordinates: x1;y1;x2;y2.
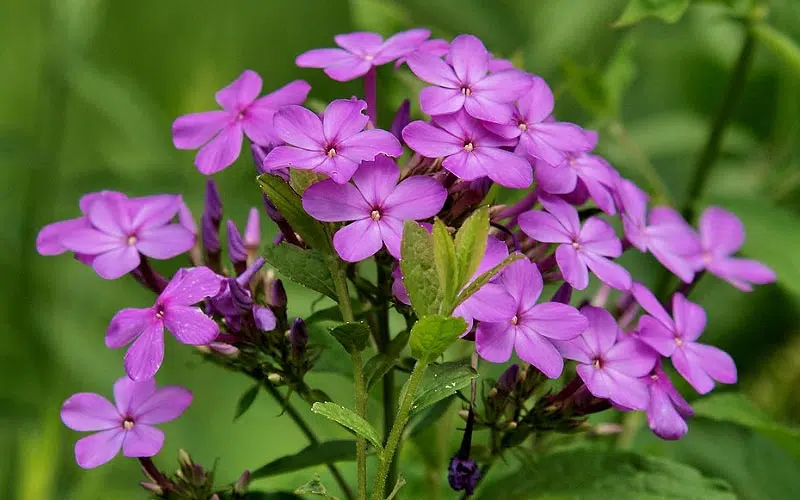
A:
263;98;403;184
106;267;223;381
302;155;446;261
61;376;192;469
172;70;311;175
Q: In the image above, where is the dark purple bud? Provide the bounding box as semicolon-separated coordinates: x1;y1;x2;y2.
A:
204;179;222;224
290;318;308;355
270;279;287;308
251;144;270;174
550;282;573;305
496;364;519;394
201;213;221;254
228;278;253;315
226;220;248;269
448;457;481;496
390;99;411;141
262;194;285;223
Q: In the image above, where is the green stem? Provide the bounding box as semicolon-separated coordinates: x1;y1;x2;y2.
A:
371;361;428;500
681;27;756;221
376;263;397;489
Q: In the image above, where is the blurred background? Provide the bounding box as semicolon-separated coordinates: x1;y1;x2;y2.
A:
2;0;800;498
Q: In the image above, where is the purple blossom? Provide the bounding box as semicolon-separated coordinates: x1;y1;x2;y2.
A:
645;361;693;440
556;306;657;410
43;193;194;279
407;34;532;123
632;283;737;394
106;267;223;381
172;70;311;175
296;29;431;81
687;207;776;291
453;236;517;327
61;376;191;469
263;98;402;184
475;258;588;378
448;457;481;495
302;156;446;261
519;195;632;290
485;76;590;166
206;258;267;332
402;110;533;188
617;179;701;283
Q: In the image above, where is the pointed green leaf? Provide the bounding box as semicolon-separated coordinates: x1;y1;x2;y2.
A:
406;395;456;440
453;206;489;289
258;174;332;253
289;169;326;195
752;23;800;77
455;253;525;308
250;440;357;479
234;383;260;421
432;219;459;313
329;322;371;354
264;244;337;300
409;315;468;363
400;220;442;316
311;402;383;451
613;0;690;28
410;360;477;416
365;329;411;391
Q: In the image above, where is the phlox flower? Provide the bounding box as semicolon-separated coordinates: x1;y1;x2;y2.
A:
645;361;694;440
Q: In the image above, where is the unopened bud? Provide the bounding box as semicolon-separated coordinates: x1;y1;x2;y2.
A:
390;99;411;142
270;279;287;308
457;409;470;421
251;144;270;174
178;449;193;470
202;212;221;254
262;194;284;223
140;482;163;496
550;282;573;305
448;457;481;496
496;363;519;394
204;179;223;224
506;421;518;430
267;373;283;384
210;495;220;500
228;278;253;315
234;470;251;494
244;207;260;250
227;220;248;271
254;305;277;332
209;341;239;358
290;318;308;357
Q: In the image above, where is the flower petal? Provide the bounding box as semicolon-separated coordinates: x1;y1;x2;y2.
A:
671;346;715;395
539;194;581;236
637;315;677;357
59;228;122;255
556;244;589;290
671;293;706;342
61;393;120;431
106;308;155;349
402;121;463;158
171;111;230;149
378;216;404;259
647;382;688;440
441;151;486;181
335;32;383;54
458;282;516;323
160;266;224;305
134;386;193;424
685;342;737;387
324;58;373;82
579;305;618;356
449;34;489;85
215;70;262;111
419;86;466;117
37;217;89;255
253;79;311;109
273;105;325;150
374;28;430;64
241;106;279;146
631;282;673;328
519;76;554;124
337;129;403;161
302;179;370;222
514;328;564;378
296;48;353;68
407;52;459;87
579;217;621;256
605;338;657;377
194;123;244;175
263;145;325;171
525;302;588;341
518;210;572;244
74;429;125;469
581;252;632;291
323;99;369;144
129;195;182;231
164;305;219;345
499;258;543;308
333;219;383;262
476;322;515;363
464;95;513;124
472;70;532;103
136;225;195;259
352;155;399;206
88;196;129;237
92;245;141;280
113;376;156;416
122;424;164;458
124;322;165;381
382;176;446;220
473;147;532;189
710;257;776;291
534;161;577;194
315;156;362;184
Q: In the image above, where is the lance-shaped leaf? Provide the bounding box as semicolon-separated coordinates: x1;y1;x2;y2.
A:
250;440;357;479
258;174;332;253
409;315;468;363
264;244;337;300
400;220;442;316
454;253;525;308
234;383;260;421
454;206;489;289
410;360;477;416
432;219;459;314
311;402;383;451
329;322;371;354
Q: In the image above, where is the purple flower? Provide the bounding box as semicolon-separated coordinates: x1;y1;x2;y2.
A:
407;34;532;123
485;76;590;166
394;38;450;69
632;283;737;394
207;258;267;332
475;258;588;378
453;236;517;327
645;361;693;440
106;267;223;381
296;29;431;81
557;306;657;410
519;195;632;290
302;156;446;261
402;110;533;188
448;457;481;495
48;193;194;279
172;70;311;174
61;376;192;469
263;98;402;184
687;207;776;291
617;179;700;282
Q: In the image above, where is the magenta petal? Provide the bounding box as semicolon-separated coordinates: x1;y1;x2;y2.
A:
442;151;485;181
373;28;430;64
514;328;564;378
241;106;278;146
686;343;737;385
474;147;532;188
134;386;193;424
171;111;229;149
303;180;370;222
476;322;515;363
323;99;369;143
604;338;657;377
648;383;689;440
672;346;715;394
333;219;383;262
324;58;373;82
472;70;532;103
637;316;677;357
353;155;399;206
407;52;459;87
273;105;325;149
194;123;244;175
525;302;588;340
459;283;516;323
500;259;543;307
402;121;463;158
420;86;466;117
130;195;181;231
37;217;89;255
383;176;446;220
464;95;513;124
579;218;621;256
88;197;128;237
539;195;581;236
123;322;165;381
335;32;383;53
475;237;510;277
61;393;120;431
215;70;262;111
378;216;404;259
699;207;745;255
671;294;706;342
711;257;776;291
519;76;554;123
449;34;489;84
263;146;325;171
316;155;362;184
136;225;195;259
106;308;155;349
296;48;353;68
74;429;125;469
518;210;572;244
254;305;277;331
579;306;618;355
113;376;156;416
534;162;577;195
122;425;164;458
556;244;589;290
254;79;311;108
59;227;121;255
648;240;696;283
164;306;219;345
605;370;650;410
337;129;403;161
631;282;673;328
582;253;632;291
553;337;592;364
160;267;223;305
92;245;141;279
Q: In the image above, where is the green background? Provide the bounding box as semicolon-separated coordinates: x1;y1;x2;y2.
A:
1;0;800;498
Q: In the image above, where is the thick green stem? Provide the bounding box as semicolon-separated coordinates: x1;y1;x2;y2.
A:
376;263;397;488
371;361;428;500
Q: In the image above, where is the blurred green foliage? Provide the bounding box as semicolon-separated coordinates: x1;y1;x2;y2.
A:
1;0;800;498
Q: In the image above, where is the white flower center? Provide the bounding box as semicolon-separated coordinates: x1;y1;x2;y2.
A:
123;419;135;430
370;209;382;221
510;315;519;325
518;122;528;131
127;235;138;246
461;87;472;96
327;148;337;158
464;142;475;152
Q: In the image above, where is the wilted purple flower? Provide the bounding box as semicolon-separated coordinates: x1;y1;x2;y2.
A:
263;98;402;184
48;194;194;280
296;29;430;81
519;195;631;290
645;361;693;440
485;76;590;166
106;267;223;381
448;457;481;496
244;208;260;251
407;34;532;123
556;306;657;410
61;376;192;469
687;207;776;291
403;110;532;188
302;156;446;261
476;259;588;378
172;71;311;174
632;283;737;394
617;179;700;283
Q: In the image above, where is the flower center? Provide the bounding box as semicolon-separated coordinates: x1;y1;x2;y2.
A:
518;122;528;132
461;86;472;96
674;336;683;346
702;252;713;265
370;209;382;221
592;357;603;369
155;304;166;320
326;147;337;158
127;235;138;246
650;373;659;381
237;111;246;120
510;315;519;325
464;142;475;152
122;418;135;430
364;54;374;61
571;241;580;249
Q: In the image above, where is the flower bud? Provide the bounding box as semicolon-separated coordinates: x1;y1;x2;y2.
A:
269;279;287;309
234;470;251;494
227;220;248;273
251;143;269;174
228;278;253;315
267;373;283;384
139;482;163;496
448;457;481;496
204;179;222;224
244;207;260;250
254;305;277;332
201;212;221;254
178;449;193;471
290;318;308;358
390;99;410;142
550;282;573;305
496;363;519;395
262;194;284;223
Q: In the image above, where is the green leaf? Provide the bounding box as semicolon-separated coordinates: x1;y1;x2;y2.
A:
476;449;734;500
264;245;337;301
289;169;326;195
258;174;332;253
364;329;410;391
406;395;455;439
311;402;383;451
250;440;356;479
432;219;459;313
329;322;371;354
294;475;339;500
410;360;476;416
453;206;489;291
613;0;690;28
752;23;800;76
400;220;442;316
409;315;468;363
234;383;260;421
455;253;525;308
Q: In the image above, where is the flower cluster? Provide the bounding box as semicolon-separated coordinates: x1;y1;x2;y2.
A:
38;25;776;498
